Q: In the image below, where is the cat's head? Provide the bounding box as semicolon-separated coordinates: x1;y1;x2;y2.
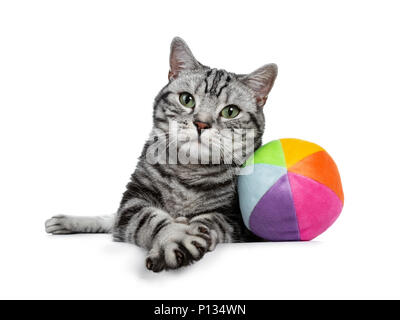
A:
149;37;277;166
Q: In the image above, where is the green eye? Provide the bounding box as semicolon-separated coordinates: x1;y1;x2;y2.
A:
179;92;196;108
221;105;240;119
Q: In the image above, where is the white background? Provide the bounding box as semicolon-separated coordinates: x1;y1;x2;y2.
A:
1;0;399;299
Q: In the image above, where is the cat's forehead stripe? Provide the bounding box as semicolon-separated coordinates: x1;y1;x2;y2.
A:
216;75;231;98
202;68;232;98
209;70;223;95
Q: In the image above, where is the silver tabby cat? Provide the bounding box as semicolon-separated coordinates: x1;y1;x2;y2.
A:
45;37;277;272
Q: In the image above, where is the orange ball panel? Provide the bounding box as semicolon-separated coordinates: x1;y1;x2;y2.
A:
288;150;344;203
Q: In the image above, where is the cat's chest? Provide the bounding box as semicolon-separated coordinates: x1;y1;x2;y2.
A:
159;179;235;217
161;185;206;217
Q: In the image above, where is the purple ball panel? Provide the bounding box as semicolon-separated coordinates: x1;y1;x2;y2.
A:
249;174;300;241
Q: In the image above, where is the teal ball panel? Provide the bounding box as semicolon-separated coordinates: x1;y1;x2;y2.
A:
238;164;287;228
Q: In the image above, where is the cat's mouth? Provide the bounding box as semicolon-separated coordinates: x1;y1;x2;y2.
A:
177;130;210;145
180;138;213;150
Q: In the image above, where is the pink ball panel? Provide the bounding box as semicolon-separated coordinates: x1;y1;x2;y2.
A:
288;172;343;240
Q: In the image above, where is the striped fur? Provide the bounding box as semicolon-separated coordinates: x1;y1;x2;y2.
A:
45;37;277;272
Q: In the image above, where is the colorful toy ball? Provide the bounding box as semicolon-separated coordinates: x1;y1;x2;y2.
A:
238;138;344;241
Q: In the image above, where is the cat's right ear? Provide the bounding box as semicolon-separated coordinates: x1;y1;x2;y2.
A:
169;37;201;80
239;64;278;108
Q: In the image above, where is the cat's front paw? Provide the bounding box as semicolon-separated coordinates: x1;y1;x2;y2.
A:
45;215;75;234
145;223;217;272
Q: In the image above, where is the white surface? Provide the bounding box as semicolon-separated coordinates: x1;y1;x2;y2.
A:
1;0;400;299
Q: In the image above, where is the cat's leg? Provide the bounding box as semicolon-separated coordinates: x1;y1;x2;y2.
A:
113;198;215;272
188;213;236;245
191;211;263;243
45;214;115;234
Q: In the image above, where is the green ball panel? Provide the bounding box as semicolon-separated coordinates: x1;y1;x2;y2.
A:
244;139;286;168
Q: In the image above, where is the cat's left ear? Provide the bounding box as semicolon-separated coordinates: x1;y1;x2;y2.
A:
169;37;201;80
240;64;278;108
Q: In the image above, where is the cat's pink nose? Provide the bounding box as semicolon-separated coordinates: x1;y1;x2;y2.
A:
193;121;211;134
